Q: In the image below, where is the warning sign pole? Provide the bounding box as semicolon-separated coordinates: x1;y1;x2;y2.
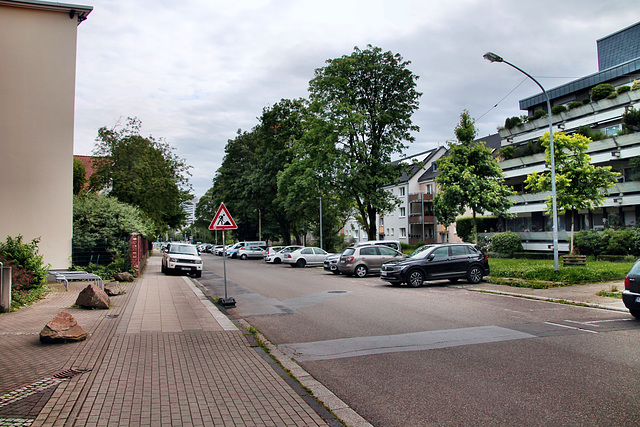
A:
209;203;237;308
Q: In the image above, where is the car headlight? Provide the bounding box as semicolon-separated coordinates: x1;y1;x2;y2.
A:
169;257;177;263
385;264;404;272
196;260;202;264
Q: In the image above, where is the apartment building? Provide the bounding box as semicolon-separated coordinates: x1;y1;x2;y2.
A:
497;21;640;251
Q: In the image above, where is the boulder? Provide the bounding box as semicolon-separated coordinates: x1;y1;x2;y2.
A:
40;311;88;343
104;281;126;296
75;284;110;309
113;272;134;282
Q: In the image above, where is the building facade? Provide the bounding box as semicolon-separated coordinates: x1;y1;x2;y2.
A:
0;1;91;268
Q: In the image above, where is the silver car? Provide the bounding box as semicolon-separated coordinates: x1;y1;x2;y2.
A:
265;245;302;264
283;247;332;268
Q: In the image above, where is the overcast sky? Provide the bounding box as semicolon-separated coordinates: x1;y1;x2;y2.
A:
73;0;640;199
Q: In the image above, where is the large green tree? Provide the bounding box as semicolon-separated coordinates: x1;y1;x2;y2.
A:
525;131;620;252
89;118;192;234
434;110;514;243
307;45;421;239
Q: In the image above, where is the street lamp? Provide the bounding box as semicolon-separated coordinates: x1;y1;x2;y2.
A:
483;52;559;271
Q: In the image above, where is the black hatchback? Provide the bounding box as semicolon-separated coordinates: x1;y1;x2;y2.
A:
623;260;640;318
380;243;490;287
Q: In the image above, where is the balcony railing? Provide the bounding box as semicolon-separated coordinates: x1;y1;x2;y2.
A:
409;237;435;245
408;214;434;224
408;192;434;203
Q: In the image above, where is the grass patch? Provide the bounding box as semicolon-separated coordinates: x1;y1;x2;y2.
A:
596;285;623;299
488;258;632;286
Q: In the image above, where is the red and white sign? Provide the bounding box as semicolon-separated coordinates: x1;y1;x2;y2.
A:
208;203;238;230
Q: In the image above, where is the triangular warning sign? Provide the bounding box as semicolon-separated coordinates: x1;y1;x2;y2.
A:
209;203;238;230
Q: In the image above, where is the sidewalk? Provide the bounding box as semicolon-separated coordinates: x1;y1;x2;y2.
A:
0;256;630;427
0;255;330;426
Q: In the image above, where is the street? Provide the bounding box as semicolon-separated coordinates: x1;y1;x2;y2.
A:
198;253;640;426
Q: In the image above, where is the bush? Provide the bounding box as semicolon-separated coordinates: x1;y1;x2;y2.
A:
617;86;631;95
632;80;640;91
499;145;516;160
490;231;523;257
623;106;640;133
0;235;50;308
531;110;546;121
591;84;616;102
551;105;567;115
568;101;583;110
582;98;591;105
504;116;522;130
574;229;602;256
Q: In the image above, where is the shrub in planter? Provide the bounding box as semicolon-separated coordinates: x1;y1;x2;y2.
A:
582;98;591;105
490;231;523;257
531;110;546;120
591;83;615;102
499;145;516;160
632;80;640;91
568;101;583;110
504;116;522;130
551;105;567;115
623;106;640;133
617;85;631;95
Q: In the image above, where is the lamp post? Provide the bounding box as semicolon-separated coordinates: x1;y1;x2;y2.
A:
483;52;559;271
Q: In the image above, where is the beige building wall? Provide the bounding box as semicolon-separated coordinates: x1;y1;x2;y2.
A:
0;2;91;269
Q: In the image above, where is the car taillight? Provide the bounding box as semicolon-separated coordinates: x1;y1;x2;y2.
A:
287;254;292;258
346;256;354;262
625;276;631;289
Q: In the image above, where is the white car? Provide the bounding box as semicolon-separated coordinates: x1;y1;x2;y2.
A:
238;245;266;260
283;247;332;268
161;243;203;277
265;245;302;264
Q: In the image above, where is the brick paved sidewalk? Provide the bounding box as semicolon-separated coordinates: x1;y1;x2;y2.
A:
1;255;329;426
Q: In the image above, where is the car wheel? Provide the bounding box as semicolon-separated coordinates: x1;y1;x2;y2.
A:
467;266;483;284
332;270;341;275
448;278;459;283
629;309;640;319
240;254;248;260
296;258;306;268
274;258;281;264
161;262;166;273
354;265;368;278
407;269;424;287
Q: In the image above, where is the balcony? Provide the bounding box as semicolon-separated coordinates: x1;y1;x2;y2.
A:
409;237;435;245
408;192;433;203
409;214;435;224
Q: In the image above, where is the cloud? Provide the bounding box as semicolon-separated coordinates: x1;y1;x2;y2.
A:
73;0;640;199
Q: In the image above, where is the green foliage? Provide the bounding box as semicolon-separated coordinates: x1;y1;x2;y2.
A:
591;84;615;102
435;111;513;243
490;231;523;257
622;106;640;133
531;110;547;120
504;116;522;130
582;98;591;105
576;126;606;141
72;257;127;280
307;45;421;239
89;117;192;234
73;157;86;195
488;258;632;285
568;101;583;110
632;80;640;91
573;229;602;256
617;85;631;95
0;235;50;308
456;216;500;242
498;145;516;160
73;194;153;267
551;105;567;115
575;228;640;257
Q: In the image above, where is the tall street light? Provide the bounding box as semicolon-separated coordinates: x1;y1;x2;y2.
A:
483;52;559;271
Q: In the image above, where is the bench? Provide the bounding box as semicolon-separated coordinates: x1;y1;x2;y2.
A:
48;270;103;291
562;255;587;267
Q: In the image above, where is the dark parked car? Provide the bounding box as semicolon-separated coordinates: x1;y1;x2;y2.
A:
380;243;489;287
623;260;640;318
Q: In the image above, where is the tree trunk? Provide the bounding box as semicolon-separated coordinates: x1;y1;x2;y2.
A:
570;210;575;254
472;211;478;245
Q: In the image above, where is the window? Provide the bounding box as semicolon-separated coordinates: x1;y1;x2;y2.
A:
432;162;438;172
604;124;622;136
399;187;406;196
378;246;397;256
400;228;406;238
432;247;448;259
426;184;433;194
399;207;406;217
391;228;395;236
451;245;469;256
360;247;377;256
301;248;313;254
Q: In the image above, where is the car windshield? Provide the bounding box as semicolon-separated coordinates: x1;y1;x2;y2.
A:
169;245;198;256
407;245;436;259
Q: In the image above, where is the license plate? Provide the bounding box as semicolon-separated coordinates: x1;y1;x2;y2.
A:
181;267;192;271
381;271;387;276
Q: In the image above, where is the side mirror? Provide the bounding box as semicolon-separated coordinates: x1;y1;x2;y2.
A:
427;253;435;261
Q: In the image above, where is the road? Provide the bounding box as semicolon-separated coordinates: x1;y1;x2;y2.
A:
198;253;640;426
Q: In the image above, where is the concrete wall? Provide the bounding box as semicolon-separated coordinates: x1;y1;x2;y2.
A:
0;4;85;268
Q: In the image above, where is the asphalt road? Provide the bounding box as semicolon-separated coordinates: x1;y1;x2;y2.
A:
198;253;640;426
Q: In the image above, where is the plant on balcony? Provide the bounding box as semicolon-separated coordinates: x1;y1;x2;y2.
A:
633;80;640;91
576;125;606;141
567;101;583;110
623;106;640;133
551;105;567;115
617;85;631;95
498;145;516;160
591;83;615;102
504;116;522;130
525;132;620;253
529;110;547;121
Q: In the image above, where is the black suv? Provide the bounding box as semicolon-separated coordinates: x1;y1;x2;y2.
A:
623;260;640;318
380;243;489;287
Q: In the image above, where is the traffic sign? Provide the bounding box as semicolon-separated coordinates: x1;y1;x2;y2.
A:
209;203;238;230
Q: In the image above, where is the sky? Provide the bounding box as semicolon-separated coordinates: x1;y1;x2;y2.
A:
73;0;640;200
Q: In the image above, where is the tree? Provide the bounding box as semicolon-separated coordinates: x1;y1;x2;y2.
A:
89;118;192;234
434;110;514;244
73;157;86;195
307;45;421;239
525;132;620;252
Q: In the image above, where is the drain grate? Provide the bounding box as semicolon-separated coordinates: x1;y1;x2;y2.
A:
105;314;119;318
52;368;91;379
327;290;347;294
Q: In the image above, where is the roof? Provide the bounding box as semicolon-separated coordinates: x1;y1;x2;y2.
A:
0;0;92;23
392;148;440;184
